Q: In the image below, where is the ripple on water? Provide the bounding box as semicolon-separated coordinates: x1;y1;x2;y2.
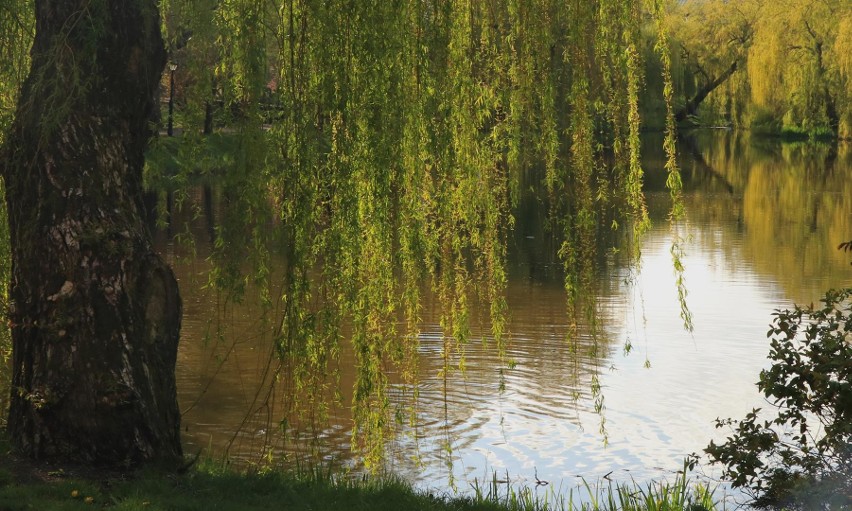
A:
172;135;852;508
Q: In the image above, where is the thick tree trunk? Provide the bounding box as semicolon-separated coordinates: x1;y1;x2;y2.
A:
1;0;182;464
675;60;738;123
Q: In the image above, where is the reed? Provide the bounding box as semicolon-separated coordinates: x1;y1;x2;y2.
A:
468;464;724;511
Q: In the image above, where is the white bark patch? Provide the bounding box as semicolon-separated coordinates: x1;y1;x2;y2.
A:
121;347;137;394
58;122;81;163
45;156;62;190
47;280;75;302
102;274;123;305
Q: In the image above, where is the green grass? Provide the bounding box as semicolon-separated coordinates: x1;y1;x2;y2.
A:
0;459;730;511
777;125;836;141
1;461;489;511
469;467;724;511
0;432;727;511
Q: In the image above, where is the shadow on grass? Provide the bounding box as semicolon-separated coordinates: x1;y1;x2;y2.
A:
0;431;724;511
0;457;507;511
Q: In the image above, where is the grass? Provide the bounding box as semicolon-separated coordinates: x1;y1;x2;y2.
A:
0;433;728;511
0;464;730;511
2;461;499;511
469;464;723;511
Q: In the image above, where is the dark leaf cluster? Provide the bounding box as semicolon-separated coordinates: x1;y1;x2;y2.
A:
705;288;852;509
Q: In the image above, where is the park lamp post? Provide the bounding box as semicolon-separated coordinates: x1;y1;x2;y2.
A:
168;62;177;137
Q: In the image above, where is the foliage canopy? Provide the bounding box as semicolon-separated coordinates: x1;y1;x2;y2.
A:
155;0;679;465
665;0;852;137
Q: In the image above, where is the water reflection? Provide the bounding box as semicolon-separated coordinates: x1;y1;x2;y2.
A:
158;132;852;499
680;132;852;303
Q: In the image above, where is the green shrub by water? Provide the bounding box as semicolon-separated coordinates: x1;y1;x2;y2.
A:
706;288;852;509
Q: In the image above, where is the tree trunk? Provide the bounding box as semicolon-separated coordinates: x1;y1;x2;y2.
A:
675;60;738;123
1;0;182;465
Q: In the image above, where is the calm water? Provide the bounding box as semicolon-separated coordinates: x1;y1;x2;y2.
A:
160;132;852;502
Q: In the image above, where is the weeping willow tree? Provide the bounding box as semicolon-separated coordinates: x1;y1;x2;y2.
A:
665;0;758;124
747;0;850;136
155;0;684;468
0;0;684;468
665;0;852;137
1;0;183;463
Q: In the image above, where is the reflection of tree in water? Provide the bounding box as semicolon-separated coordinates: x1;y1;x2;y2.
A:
153;179;628;473
667;132;852;304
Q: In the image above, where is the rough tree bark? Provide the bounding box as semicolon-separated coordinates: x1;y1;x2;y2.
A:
1;0;182;464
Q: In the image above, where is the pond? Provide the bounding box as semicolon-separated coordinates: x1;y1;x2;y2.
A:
157;131;852;502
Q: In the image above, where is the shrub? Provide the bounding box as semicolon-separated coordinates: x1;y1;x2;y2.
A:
746;106;783;135
705;288;852;509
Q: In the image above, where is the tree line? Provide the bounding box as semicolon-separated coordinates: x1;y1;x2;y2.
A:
658;0;852;138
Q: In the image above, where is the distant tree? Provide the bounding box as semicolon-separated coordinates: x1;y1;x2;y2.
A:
668;0;759;123
747;0;848;134
667;0;852;135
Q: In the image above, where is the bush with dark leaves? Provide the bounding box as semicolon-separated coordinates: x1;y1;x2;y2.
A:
705;288;852;509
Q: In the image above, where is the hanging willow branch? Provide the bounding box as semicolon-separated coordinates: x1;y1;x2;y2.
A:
151;0;685;469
